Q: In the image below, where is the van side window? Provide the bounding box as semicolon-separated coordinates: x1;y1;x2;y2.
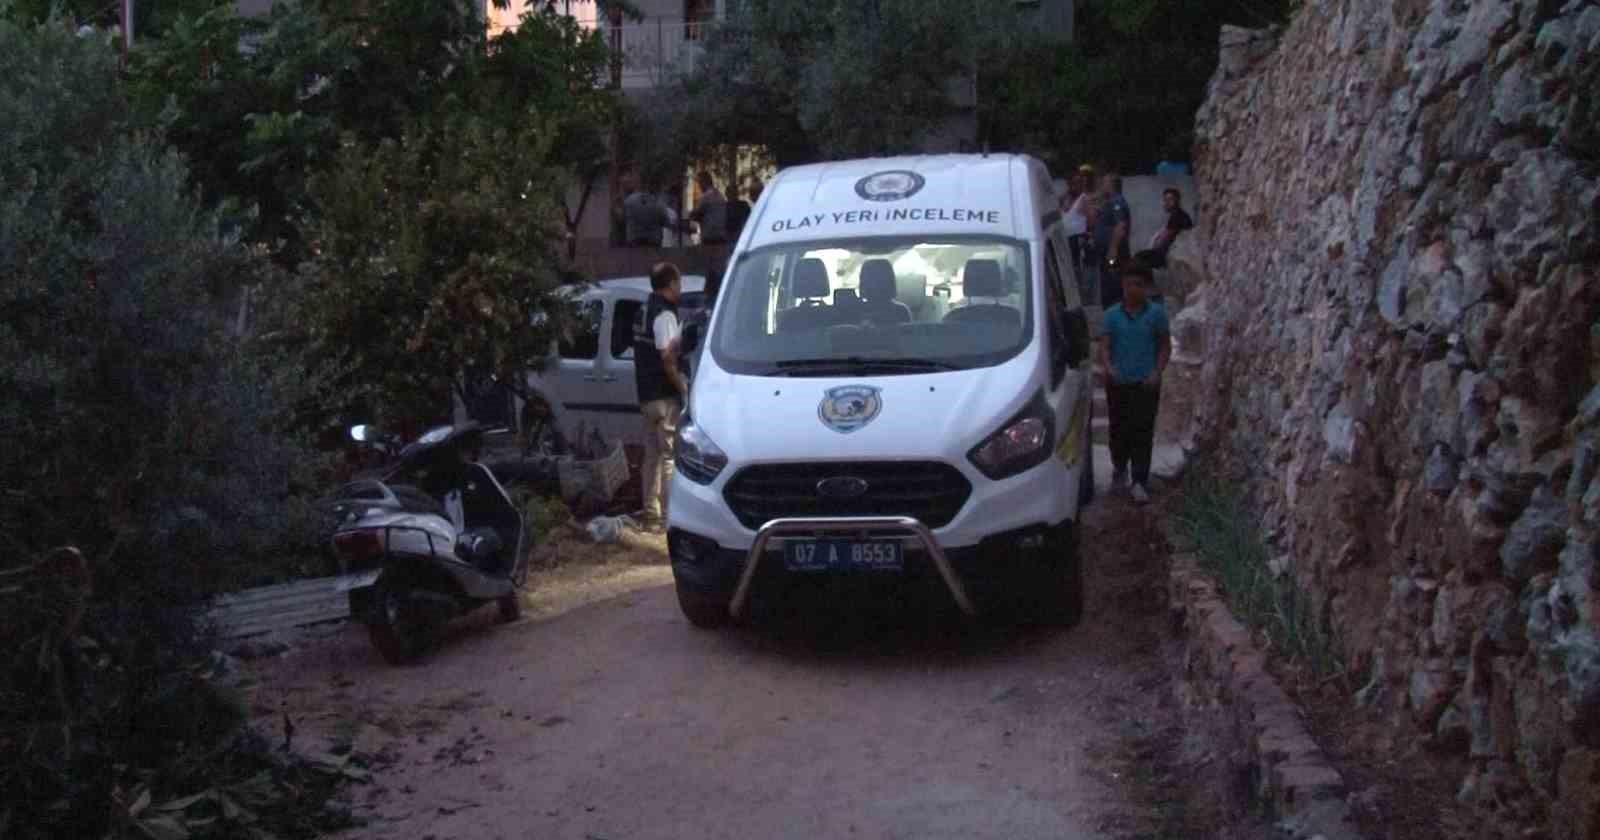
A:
1047;229;1092;368
1048;226;1082;309
1043;240;1071;384
612;299;643;359
559;299;603;360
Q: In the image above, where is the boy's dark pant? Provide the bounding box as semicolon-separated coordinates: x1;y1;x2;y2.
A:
1106;381;1161;486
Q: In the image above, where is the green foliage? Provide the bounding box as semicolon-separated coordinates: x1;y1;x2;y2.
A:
524;492;576;541
128;1;616;263
1176;472;1343;679
294;112;577;433
0;17;338;838
1;0;226;35
982;0;1298;172
656;0;1021;167
477;7;615;233
0;15;325;590
126;2;614;430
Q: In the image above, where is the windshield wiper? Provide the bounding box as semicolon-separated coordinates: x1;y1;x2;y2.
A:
771;357;961;375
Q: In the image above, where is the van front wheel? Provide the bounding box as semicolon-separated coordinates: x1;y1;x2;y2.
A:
1029;523;1083;629
676;583;729;629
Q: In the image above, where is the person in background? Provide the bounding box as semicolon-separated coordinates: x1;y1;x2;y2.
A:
725;183;752;242
1063;166;1096;304
746;177;764;207
624;175;674;248
1092;171;1133;308
663;178;688;248
1147;187;1195;268
689;171;728;245
1097;257;1170;506
634;262;689;532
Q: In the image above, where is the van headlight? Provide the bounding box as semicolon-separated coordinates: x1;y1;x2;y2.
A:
967;392;1055;481
676;415;728;485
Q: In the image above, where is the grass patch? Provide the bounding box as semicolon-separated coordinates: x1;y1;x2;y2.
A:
1175;473;1344;680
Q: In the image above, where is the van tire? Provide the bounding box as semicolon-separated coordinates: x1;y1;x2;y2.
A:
1056;549;1085;629
676;583;729;629
1031;523;1083;629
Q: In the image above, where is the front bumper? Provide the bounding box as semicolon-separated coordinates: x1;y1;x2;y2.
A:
669;518;1071;620
667;456;1076;553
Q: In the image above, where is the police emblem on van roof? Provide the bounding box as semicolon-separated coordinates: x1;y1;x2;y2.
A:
854;170;925;202
818;385;883;434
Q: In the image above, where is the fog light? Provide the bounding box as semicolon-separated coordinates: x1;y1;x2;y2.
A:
669;530;712;563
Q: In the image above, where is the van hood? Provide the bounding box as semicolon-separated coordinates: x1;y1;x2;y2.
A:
689;357;1040;463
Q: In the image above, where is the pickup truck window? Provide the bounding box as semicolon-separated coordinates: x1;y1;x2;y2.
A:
612;299;642;360
559;299;602;360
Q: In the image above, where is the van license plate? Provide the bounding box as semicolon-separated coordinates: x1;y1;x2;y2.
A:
784;540;903;572
334;570;381;592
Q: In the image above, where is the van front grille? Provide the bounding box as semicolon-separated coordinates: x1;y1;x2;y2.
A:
722;461;972;530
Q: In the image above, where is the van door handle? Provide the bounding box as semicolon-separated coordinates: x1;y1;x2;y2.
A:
582;374;598;382
600;374;617;383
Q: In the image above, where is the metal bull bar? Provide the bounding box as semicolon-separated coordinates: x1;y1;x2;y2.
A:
728;516;977;620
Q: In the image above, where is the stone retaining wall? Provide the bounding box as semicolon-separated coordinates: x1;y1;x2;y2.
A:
1158;1;1600;832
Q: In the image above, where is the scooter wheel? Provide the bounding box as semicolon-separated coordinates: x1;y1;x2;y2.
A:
369;588;424;664
496;591;522;623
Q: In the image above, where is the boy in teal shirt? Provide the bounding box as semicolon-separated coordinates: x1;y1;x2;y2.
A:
1097;259;1171;504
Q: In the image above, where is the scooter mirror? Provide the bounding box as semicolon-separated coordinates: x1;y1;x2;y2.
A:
350;424;379;443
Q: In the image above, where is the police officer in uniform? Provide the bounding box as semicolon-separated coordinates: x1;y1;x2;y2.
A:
634;262;690;532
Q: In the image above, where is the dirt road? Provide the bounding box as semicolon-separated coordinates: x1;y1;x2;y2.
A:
238;493;1251;840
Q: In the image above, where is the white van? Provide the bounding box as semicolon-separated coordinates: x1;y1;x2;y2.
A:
666;155;1097;627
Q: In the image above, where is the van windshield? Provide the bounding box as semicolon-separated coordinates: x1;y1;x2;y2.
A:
709;236;1033;376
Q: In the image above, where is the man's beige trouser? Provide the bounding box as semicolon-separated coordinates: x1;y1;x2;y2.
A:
640;397;681;521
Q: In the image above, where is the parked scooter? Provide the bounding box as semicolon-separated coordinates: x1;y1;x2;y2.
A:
327;422;529;664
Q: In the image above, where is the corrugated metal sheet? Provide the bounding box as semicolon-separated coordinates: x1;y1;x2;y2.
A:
207;575;357;639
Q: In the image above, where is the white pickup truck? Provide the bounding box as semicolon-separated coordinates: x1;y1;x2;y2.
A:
458;275;708;452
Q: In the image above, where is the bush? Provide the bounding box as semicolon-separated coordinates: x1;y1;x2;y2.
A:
292;112;578;434
1175;472;1343;680
0;18;336;837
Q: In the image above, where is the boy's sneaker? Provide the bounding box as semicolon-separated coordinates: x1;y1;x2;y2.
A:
1112;466;1129;488
1131;483;1150;505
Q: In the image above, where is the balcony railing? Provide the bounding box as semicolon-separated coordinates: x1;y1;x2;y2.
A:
604;20;707;88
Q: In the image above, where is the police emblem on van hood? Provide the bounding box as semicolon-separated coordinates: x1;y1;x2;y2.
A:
818;385;883;434
854;170;925;202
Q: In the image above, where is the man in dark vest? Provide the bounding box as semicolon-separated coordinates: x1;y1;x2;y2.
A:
635;262;689;531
